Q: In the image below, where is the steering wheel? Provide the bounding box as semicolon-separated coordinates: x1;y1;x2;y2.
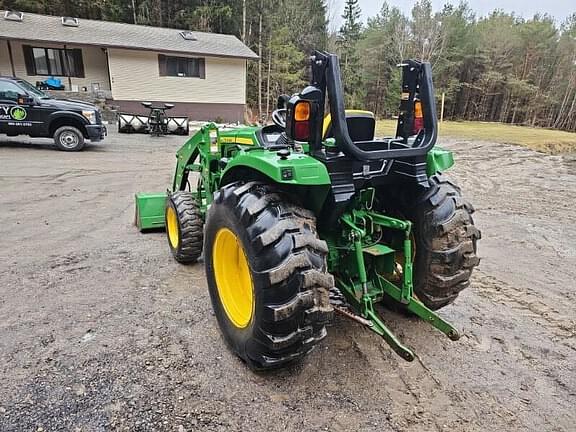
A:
271;94;291;129
272;108;287;129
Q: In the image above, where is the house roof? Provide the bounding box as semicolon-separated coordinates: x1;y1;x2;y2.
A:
0;11;258;60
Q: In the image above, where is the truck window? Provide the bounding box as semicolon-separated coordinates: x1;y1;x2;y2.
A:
0;81;23;103
16;79;49;99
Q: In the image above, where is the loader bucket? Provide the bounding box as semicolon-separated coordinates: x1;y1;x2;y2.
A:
135;192;167;231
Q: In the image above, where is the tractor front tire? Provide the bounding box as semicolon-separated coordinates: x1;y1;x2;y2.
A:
204;182;333;370
166;191;203;264
408;174;481;310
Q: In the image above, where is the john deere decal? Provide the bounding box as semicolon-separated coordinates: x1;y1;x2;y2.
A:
10;106;27;121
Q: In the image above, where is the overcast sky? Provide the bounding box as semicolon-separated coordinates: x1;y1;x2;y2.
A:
330;0;575;30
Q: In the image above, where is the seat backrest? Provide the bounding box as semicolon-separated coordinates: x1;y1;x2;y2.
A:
259;124;285;147
323;110;375;142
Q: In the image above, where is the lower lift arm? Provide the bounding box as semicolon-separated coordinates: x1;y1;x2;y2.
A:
337;209;460;362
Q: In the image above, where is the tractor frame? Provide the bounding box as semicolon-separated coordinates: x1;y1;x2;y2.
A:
135;51;478;363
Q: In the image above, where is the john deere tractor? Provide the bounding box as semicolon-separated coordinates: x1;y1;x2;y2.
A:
135;51;480;369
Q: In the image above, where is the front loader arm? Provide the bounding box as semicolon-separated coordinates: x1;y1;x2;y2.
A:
135;124;219;231
172;123;219;194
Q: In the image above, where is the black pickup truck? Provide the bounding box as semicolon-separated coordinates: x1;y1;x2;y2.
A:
0;76;106;151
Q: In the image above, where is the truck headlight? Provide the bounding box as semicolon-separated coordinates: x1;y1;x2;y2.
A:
82;110;97;124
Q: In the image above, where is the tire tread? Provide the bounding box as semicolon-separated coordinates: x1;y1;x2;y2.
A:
410;174;481;310
168;191;203;263
210;182;333;369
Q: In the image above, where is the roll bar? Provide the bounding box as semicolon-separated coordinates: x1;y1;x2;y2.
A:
309;51;438;161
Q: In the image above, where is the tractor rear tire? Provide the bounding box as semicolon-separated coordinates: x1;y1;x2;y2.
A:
166;191;203;264
204;182;334;370
407;174;481;310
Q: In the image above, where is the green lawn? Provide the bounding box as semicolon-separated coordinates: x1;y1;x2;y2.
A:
375;120;576;154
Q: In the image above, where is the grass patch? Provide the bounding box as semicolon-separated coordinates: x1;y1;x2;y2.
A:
375;120;576;154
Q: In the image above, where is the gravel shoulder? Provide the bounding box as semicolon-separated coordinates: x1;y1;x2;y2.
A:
0;132;574;431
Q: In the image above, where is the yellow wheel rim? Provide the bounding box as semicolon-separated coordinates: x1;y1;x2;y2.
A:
166;205;179;249
213;228;254;328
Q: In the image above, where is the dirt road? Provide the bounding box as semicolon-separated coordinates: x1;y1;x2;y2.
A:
0;132;574;431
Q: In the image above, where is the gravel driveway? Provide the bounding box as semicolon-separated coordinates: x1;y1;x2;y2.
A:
0;131;574;431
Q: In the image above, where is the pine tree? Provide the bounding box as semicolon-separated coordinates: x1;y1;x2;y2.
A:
5;0;575;131
337;0;364;107
359;3;406;117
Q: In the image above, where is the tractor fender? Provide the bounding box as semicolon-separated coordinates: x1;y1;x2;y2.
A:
426;147;454;176
221;150;331;186
220;150;331;213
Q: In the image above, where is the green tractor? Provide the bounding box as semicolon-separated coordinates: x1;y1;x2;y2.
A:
135;51;480;369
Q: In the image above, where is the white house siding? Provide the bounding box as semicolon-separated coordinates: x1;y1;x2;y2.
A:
0;40;12;75
4;40;110;90
107;48;246;104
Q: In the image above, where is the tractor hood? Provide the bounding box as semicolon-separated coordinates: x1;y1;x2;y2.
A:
219;126;260;146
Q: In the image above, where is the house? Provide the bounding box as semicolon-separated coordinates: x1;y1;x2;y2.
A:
0;10;258;122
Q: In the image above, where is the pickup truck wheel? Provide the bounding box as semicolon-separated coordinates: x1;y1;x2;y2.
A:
54;126;85;151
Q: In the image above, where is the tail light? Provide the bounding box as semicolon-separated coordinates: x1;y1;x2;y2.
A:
291;101;312;141
412;100;424;135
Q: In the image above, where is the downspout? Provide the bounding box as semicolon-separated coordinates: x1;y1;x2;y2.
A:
6;40;16;76
64;43;73;90
103;48;113;97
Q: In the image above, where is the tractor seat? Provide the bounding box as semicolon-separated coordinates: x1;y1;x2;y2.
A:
259;124;286;147
323;110;375;142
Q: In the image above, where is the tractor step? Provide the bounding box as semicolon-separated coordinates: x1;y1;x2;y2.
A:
362;244;395;256
135;192;167;231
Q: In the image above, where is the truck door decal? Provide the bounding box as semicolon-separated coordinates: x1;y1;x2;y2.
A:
1;105;32;127
0;105;27;121
10;106;27;121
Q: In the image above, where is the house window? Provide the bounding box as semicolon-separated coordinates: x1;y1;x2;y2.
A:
22;45;84;78
158;54;205;78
